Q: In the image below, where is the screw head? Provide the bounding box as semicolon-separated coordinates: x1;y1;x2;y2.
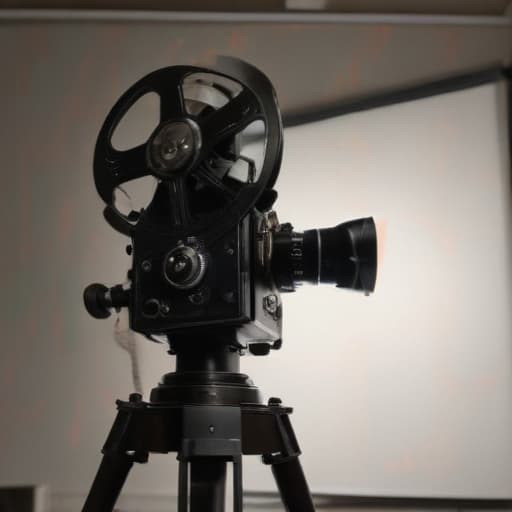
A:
189;291;205;305
263;294;279;315
222;291;235;304
208;425;215;434
141;260;152;272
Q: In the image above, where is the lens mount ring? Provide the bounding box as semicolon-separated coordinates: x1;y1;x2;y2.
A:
163;244;207;290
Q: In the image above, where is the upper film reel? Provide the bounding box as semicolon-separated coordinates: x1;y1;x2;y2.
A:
94;59;283;243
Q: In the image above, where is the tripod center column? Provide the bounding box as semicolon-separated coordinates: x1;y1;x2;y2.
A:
173;338;241;373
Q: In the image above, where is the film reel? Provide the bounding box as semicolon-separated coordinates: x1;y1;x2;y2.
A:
94;59;283;243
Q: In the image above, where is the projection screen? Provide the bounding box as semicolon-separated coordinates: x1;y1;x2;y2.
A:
243;79;512;498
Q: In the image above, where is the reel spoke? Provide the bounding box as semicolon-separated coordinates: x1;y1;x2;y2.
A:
154;75;185;121
166;178;192;229
194;165;237;201
111;144;149;185
199;88;261;157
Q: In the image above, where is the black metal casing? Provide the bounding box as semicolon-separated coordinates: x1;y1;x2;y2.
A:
88;59;284;346
131;215;252;334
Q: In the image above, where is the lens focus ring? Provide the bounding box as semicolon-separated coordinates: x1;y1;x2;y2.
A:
163;245;206;290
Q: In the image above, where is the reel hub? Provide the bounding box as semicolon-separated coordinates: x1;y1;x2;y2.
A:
147;118;201;176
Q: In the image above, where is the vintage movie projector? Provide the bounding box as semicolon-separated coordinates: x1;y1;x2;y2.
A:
83;57;377;512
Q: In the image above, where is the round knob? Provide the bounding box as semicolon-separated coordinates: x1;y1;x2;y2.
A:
83;283;111;319
163;244;206;290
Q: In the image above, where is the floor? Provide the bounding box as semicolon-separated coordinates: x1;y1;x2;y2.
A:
49;491;512;512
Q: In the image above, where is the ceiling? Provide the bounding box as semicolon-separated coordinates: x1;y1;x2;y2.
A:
1;0;511;16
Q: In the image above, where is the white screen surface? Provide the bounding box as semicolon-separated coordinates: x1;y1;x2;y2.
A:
242;82;512;497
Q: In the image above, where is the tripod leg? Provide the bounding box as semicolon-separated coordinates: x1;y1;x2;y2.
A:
82;395;148;512
233;455;243;512
271;457;315;512
178;458;243;512
177;459;188;512
82;453;133;512
262;404;316;511
189;459;226;512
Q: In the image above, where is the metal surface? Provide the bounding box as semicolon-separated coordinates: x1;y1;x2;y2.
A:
0;8;511;25
1;0;511;15
289;0;512;15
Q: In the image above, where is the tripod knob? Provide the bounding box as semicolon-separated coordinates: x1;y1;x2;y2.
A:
83;283;130;319
84;283;111;319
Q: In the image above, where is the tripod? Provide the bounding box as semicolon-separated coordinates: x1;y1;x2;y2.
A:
82;337;316;511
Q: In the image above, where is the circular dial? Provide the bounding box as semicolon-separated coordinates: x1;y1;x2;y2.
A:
163;244;207;290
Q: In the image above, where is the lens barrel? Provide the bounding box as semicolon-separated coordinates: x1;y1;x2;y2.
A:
271;217;377;293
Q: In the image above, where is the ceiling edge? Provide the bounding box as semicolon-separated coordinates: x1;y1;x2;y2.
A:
0;8;511;25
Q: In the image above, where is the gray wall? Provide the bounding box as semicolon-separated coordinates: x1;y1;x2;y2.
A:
0;17;511;505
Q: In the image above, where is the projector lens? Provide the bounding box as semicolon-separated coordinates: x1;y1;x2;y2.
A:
271;217;377;294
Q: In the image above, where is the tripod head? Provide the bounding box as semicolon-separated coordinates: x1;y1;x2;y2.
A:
84;57;378;356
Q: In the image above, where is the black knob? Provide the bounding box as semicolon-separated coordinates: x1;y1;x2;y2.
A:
83;283;130;319
83;283;111;319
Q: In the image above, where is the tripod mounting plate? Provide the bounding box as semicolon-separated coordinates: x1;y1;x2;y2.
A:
101;395;296;459
150;370;262;406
